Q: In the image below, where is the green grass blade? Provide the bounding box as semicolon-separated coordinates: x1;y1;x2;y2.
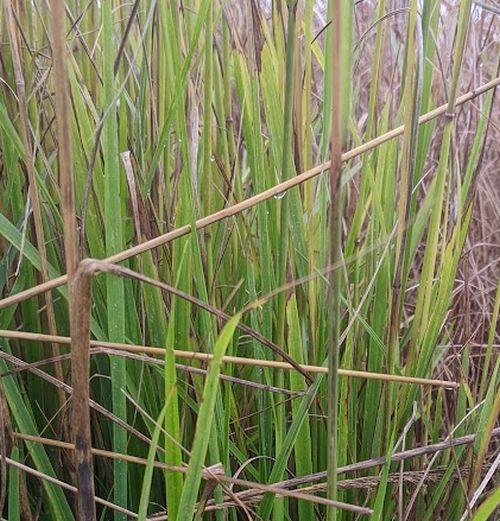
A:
175;314;241;521
102;1;127;516
137;402;168;520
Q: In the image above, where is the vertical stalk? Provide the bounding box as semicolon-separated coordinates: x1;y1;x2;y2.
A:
303;0;318;364
276;0;298;350
202;1;214;214
365;0;388;139
327;0;351;519
70;261;96;521
275;3;298;516
5;0;66;412
202;0;214;285
50;0;78;278
102;1;127;516
50;0;80;504
479;282;500;400
0;377;13;515
386;0;420;444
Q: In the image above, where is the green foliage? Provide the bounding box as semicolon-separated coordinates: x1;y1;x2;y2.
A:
0;1;497;520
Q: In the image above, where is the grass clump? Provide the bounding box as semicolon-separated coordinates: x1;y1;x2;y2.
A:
0;1;498;520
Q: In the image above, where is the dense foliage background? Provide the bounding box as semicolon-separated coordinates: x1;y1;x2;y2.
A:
0;0;498;519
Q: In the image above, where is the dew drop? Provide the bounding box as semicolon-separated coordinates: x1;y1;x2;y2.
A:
472;6;481;23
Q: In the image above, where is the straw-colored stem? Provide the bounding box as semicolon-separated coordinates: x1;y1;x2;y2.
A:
0;329;459;388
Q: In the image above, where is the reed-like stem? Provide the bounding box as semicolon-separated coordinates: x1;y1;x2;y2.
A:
327;0;352;517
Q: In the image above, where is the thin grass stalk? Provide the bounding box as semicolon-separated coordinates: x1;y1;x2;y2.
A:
273;2;299;517
286;295;314;519
0;378;13;515
469;386;500;499
0;328;460;388
365;0;388;139
202;0;214;221
276;0;298;329
164;297;183;520
303;0;318;366
137;403;168;520
102;1;128;515
326;0;351;517
478;282;500;399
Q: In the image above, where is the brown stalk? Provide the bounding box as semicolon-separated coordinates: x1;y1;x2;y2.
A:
50;0;79;280
113;0;141;73
0;329;460;389
0;380;13;514
70;262;96;521
0;75;498;311
3;0;66;411
49;2;81;491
